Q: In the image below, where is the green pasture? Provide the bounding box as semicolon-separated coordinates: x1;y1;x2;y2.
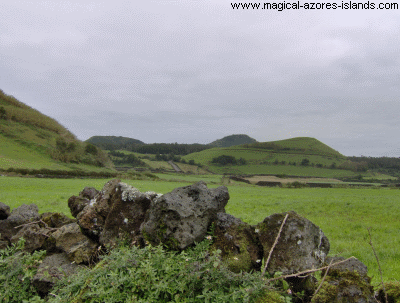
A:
203;163;360;178
0;176;399;283
0;133;69;170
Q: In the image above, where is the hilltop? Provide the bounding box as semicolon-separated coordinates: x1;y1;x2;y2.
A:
208;134;257;147
86;136;145;150
0;89;114;174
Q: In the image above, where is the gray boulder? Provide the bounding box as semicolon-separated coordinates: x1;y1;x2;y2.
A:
80;187;99;200
32;252;79;296
68;196;91;218
7;204;40;226
256;211;330;275
73;179;120;240
10;223;53;253
0;202;10;220
99;183;159;248
211;213;263;273
72;179;159;247
0;204;40;244
141;181;229;250
311;257;375;303
68;186;101;218
51;223;98;264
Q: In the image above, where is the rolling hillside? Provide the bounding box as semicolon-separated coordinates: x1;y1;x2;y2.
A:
0;89;114;173
182;137;356;177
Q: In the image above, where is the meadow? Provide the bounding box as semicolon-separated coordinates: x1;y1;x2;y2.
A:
0;175;399;284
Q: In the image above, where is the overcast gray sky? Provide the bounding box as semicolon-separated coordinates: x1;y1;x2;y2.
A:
1;1;399;156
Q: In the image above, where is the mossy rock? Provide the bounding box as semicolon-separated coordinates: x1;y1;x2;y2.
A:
256;211;329;276
311;257;375;303
210;213;263;273
40;212;75;228
377;281;400;303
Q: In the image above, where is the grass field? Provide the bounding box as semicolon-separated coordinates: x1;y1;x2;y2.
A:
0;176;398;284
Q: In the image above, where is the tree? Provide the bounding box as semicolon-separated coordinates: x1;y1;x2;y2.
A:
85;143;98;155
0;106;6;119
301;158;310;166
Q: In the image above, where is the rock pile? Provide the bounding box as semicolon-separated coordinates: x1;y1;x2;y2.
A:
0;180;376;302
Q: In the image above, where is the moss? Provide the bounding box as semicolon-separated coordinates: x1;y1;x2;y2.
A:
378;281;400;303
253;289;286;303
311;282;338;303
211;224;260;273
311;270;374;303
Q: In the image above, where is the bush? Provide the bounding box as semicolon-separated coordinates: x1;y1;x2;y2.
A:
47;240;282;303
0;239;46;302
85;143;98;155
301;158;310;166
0;106;6;119
211;155;246;166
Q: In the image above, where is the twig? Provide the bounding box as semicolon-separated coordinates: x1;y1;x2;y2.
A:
14;220;42;229
313;251;344;298
367;228;387;303
265;256;356;282
14;219;58;231
313;258;333;297
262;213;289;276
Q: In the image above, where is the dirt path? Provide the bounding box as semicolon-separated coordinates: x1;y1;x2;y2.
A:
168;161;183;172
246;175;342;184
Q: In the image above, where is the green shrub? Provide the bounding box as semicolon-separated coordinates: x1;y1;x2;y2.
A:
211;155;247;166
85;143;98;155
46;240;284;303
0;239;46;303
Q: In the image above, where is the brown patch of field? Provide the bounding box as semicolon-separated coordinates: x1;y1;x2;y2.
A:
245;175;342;184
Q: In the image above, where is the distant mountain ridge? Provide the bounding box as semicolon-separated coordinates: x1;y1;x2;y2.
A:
86;136;145;146
85;134;258;153
208;134;257;148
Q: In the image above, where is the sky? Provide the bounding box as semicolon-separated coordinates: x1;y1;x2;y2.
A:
1;0;399;157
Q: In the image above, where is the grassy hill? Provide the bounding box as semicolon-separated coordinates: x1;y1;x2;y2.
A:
182;137;359;177
208;134;257;147
0;89;114;174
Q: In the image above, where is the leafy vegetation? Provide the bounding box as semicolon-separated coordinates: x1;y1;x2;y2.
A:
211;155;247;166
108;150;148;167
0;238;287;303
349;156;400;177
0;239;46;302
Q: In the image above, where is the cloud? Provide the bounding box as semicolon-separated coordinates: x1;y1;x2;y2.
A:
1;0;400;156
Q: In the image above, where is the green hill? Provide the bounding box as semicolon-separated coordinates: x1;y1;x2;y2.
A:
243;137;345;158
183;137;355;177
0;89;114;173
208;134;257;147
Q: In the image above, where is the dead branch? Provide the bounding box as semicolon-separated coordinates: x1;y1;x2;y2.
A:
14;219;58;231
262;213;289;276
313;258;333;297
368;227;387;303
265;256;356;282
